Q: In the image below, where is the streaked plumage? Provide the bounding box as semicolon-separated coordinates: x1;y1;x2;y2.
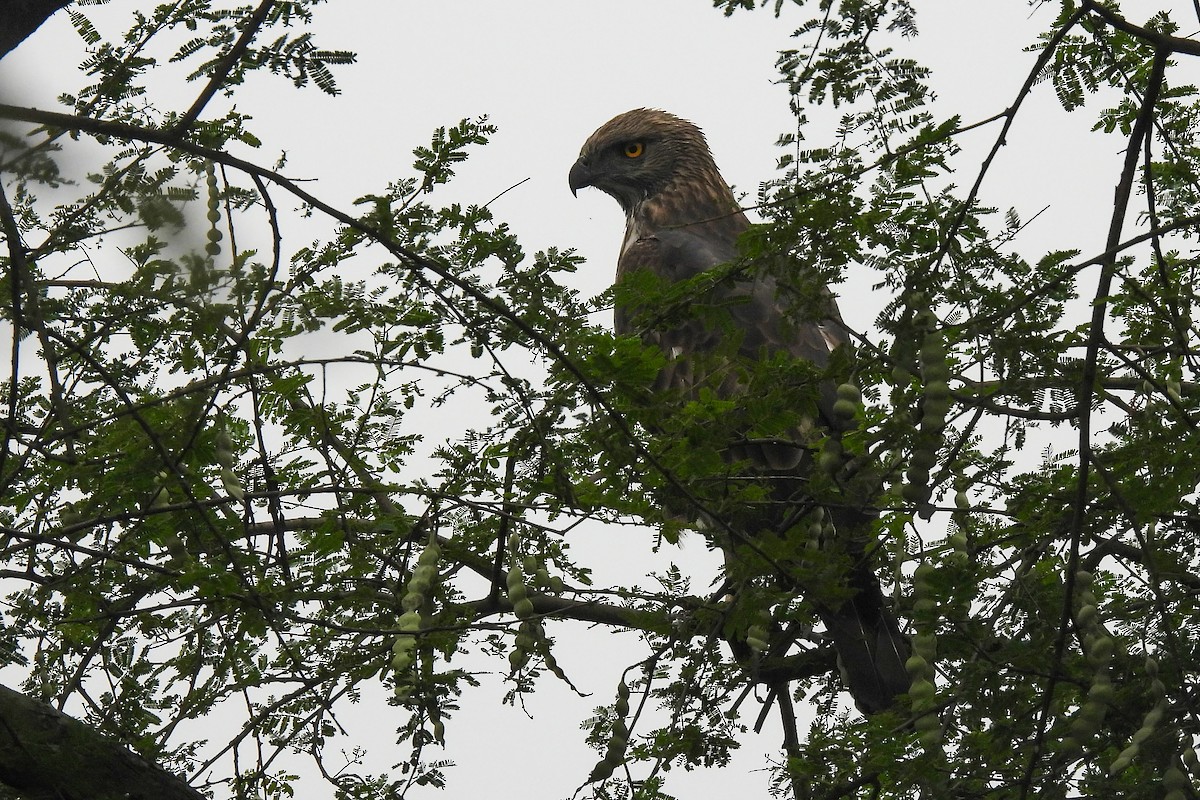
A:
570;108;909;714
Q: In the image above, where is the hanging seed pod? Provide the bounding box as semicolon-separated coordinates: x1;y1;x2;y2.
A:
505;536;537;620
908;558;938;735
508;619;537;673
504;618;537;676
817;436;843;477
204;162;223;257
393;541;442;678
832;382;861;422
507;646;530;672
593;679;633;780
391;634;417;672
214;428;235;468
614;679;631;718
746;608;771;654
220;466;245;501
418;541;441;566
1109;657;1168;775
1182;746;1199;774
1167;380;1183;406
901;313;951;514
1067;570;1115;754
392;606;423;680
1164;756;1192;800
214;425;245;499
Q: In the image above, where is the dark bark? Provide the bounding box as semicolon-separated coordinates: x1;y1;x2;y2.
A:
0;1;71;61
0;683;204;800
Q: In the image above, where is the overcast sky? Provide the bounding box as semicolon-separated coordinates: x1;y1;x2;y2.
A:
2;1;1199;798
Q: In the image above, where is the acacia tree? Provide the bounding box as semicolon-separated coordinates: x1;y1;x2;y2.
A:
1;1;1199;798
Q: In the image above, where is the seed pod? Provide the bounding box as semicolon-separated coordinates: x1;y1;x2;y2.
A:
914;711;940;735
832;398;858;420
391;635;416;671
514;626;537;652
1086;634;1114;667
611;717;628;740
164;532;189;563
606;733;628;757
151;484;172;509
1077;604;1098;628
1133;705;1164;745
417;542;441;566
913;563;935;589
1163;764;1190;793
1167;380;1183;406
910;448;937;472
507;582;528;604
505;567;524;593
513;598;535;620
1087;678;1114;705
913;632;937;661
905;654;929;678
922;394;951;422
901;482;931;505
909;677;936;705
1110;744;1139;775
906;466;931;488
221;467;245;501
215;428;235;464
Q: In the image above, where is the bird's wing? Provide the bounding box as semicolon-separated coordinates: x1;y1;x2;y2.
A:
616;227;846;426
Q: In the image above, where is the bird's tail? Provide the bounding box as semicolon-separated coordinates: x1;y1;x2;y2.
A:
761;471;913;715
814;545;911;715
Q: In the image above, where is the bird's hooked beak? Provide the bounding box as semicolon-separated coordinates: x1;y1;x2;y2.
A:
568;156;594;197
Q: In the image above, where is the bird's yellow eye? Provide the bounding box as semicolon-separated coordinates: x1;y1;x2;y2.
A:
623;142;644;158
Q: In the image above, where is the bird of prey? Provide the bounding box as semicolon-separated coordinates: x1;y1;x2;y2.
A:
569;108;910;715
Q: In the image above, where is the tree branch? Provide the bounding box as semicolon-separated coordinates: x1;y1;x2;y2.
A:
0;0;70;60
0;682;204;800
1083;0;1200;56
171;0;276;135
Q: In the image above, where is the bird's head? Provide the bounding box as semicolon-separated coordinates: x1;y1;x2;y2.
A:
569;108;717;215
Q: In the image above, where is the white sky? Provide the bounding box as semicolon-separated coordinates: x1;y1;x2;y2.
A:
2;1;1199;798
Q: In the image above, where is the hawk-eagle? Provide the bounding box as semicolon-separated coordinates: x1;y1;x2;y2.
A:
569;108;909;714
